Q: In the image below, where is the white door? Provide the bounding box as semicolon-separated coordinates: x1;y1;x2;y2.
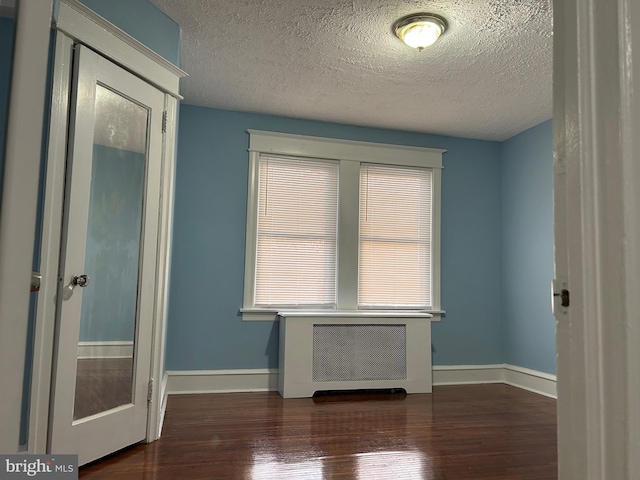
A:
49;45;164;466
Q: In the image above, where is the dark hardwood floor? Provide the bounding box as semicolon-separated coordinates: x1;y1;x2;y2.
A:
80;384;557;479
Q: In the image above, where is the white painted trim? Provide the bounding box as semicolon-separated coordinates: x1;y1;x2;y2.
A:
242;131;444;319
28;31;74;455
433;364;556;398
166;369;279;394
432;364;504;386
430;167;442;311
146;95;178;443
247;130;445;168
337;159;360;308
555;0;640;477
504;363;557;381
76;341;134;359
241;308;445;322
157;372;168;438
0;0;53;454
503;364;557;399
165;365;556;399
241;150;260;312
56;0;187;98
622;2;640;477
277;310;433;318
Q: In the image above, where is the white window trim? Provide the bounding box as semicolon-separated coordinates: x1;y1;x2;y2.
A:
242;130;444;321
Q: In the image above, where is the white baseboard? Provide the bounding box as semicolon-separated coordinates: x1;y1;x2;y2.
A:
503;364;557;398
158;371;168;437
432;364;504;385
77;341;134;359
166;369;279;394
165;364;556;399
434;363;556;398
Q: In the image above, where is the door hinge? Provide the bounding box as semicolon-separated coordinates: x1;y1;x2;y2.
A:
147;378;154;402
161;111;167;133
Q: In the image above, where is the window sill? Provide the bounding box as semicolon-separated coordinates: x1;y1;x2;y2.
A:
240;308;444;322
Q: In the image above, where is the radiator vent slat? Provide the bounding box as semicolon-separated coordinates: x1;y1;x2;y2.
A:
312;324;407;382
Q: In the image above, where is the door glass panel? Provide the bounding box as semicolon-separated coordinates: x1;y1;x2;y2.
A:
73;85;148;421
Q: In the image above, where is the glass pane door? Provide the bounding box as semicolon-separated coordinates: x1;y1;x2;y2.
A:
50;45;165;466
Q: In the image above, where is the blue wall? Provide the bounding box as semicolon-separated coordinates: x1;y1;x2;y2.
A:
166;106;504;370
501;120;555;374
77;0;180;66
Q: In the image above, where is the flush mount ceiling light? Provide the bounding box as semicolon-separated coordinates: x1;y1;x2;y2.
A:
394;13;448;51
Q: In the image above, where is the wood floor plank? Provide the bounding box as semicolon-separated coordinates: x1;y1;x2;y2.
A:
80;384;557;479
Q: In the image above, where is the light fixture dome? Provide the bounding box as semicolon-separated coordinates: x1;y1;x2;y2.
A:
394;13;448;50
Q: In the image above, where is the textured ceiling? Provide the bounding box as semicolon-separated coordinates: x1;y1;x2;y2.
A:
151;0;552;141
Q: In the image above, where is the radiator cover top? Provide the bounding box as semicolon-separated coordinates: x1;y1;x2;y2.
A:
312;324;407;382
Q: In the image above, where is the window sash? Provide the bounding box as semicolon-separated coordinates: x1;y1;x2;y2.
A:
254;154;339;307
358;164;433;309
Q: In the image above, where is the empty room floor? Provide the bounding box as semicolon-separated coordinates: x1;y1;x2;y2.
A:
79;384;557;479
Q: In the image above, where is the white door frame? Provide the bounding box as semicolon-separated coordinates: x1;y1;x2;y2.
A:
26;0;186;454
554;0;640;477
49;44;166;466
0;0;53;454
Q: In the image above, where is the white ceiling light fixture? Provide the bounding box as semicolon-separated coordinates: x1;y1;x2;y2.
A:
394;13;448;51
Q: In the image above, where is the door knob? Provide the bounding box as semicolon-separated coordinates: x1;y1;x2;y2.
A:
30;272;42;292
72;274;91;287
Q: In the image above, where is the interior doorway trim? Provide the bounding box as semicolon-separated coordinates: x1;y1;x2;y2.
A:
0;0;54;455
27;31;73;455
55;0;186;98
28;3;184;454
554;0;640;477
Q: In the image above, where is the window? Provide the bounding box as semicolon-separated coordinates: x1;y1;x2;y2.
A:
358;164;432;308
255;155;339;307
242;131;443;321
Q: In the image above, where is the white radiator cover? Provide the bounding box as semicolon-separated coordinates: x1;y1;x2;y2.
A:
277;312;433;398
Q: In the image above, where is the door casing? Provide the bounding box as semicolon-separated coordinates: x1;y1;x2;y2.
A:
0;0;53;454
554;0;640;477
48;44;165;465
27;0;185;455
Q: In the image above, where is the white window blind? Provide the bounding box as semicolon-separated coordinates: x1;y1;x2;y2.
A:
358;164;432;308
255;155;339;307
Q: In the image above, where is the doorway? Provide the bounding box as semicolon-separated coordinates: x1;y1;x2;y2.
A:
48;44;165;466
19;0;185;464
